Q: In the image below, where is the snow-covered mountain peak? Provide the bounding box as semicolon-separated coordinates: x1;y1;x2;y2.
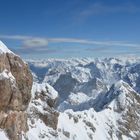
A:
109;80;133;96
0;40;13;54
110;80;137;98
95;80;139;113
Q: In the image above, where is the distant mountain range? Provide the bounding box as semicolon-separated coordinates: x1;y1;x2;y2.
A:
27;57;140;140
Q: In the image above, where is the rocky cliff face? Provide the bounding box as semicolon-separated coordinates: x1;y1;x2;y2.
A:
0;41;33;140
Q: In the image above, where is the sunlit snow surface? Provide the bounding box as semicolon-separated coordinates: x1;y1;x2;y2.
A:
0;41;12;54
0;130;9;140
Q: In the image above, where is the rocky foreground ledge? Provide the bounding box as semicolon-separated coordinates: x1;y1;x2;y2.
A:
0;41;33;140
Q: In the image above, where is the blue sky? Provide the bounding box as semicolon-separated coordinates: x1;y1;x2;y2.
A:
0;0;140;58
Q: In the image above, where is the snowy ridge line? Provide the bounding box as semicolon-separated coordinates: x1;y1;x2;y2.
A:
0;40;13;54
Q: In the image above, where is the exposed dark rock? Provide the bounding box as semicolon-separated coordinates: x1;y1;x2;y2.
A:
62;129;70;138
40;110;59;130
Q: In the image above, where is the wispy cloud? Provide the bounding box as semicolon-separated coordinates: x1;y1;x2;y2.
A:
78;2;140;19
0;35;140;48
50;39;140;48
0;35;30;40
0;35;49;47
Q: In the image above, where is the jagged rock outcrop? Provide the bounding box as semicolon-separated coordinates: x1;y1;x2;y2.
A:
6;53;33;109
0;41;33;140
0;111;28;140
28;83;59;131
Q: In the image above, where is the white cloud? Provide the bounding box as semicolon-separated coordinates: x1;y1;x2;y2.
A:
0;35;48;47
23;38;48;47
48;38;140;47
0;35;140;48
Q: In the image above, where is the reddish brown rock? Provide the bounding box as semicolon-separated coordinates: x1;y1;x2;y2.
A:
0;76;22;111
0;45;33;140
6;53;33;110
0;111;28;140
0;53;10;72
0;53;33;111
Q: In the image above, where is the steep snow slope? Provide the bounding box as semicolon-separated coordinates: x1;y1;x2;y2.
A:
26;58;140;140
0;41;12;54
